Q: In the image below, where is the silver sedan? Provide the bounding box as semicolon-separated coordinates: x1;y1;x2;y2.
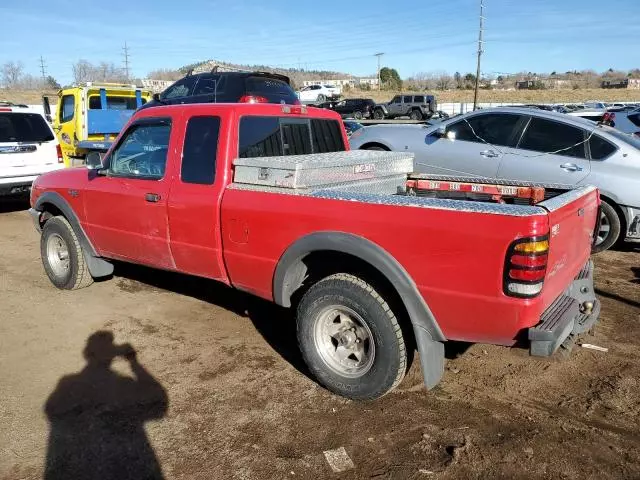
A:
349;107;640;252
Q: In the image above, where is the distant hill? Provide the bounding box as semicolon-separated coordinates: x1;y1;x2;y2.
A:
180;59;362;88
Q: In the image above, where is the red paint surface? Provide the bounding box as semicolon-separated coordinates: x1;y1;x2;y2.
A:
31;103;599;346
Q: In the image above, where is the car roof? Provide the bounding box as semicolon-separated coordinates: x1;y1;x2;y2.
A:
135;102;342;120
187;70;291;84
465;106;605;129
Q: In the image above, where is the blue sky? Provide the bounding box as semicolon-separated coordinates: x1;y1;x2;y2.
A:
1;0;639;84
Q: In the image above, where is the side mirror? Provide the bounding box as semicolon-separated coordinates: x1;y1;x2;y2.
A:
85;151;103;170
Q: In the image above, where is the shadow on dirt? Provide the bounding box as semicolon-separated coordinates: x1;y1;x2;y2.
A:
44;331;168;480
0;197;29;214
632;267;640;285
111;261;311;380
595;288;640;309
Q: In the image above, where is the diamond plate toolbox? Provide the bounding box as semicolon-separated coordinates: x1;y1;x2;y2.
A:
233;150;415;189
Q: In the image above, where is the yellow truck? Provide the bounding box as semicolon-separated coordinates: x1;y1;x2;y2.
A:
43;83;152;166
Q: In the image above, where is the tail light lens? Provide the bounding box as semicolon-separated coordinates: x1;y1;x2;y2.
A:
239;95;269;104
504;236;549;298
56;144;63;163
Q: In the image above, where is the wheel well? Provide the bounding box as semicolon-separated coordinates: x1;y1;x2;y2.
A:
38;202;64;227
599;194;627;233
289;251;415;351
359;142;390;151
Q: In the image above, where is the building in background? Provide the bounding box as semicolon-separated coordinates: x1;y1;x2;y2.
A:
602;78;640;89
141;79;174;93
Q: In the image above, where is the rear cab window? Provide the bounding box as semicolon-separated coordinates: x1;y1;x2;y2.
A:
88;96;146;110
181;116;220;184
245;76;298;103
239;116;344;158
0;113;55;143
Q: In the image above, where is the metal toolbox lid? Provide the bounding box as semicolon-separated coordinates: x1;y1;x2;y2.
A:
233;151;414;189
234;150;414;170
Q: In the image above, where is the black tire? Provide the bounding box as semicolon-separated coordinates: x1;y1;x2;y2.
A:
40;216;93;290
592;200;621;253
353;110;363;120
317;94;326;103
409;109;422;120
373;109;385;120
296;273;407;400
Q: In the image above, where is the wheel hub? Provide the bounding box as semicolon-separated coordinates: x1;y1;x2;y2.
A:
313;306;375;378
46;233;70;278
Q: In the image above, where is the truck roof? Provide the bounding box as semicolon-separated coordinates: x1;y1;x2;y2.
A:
136;102;343;120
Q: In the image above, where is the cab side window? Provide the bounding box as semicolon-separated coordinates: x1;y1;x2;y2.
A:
181;116;220;184
60;95;75;123
109;120;171;179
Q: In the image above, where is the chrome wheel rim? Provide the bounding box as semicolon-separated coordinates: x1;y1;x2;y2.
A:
46;233;70;277
595;211;610;246
313;305;375;378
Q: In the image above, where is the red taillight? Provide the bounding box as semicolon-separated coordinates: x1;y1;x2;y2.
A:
56;144;63;163
239;95;269;104
0;108;12;111
504;236;549;298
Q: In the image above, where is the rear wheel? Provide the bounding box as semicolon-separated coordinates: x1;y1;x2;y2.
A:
316;94;326;103
592;200;621;253
353;110;363;120
40;216;93;290
296;273;407;400
409;109;422;120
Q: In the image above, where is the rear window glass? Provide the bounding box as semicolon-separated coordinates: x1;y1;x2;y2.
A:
88;96;145;110
239;116;344;158
414;95;425;103
160;76;198;100
589;135;617;160
193;76;225;96
603;127;640;150
246;77;292;95
0;113;54;142
519;117;587;158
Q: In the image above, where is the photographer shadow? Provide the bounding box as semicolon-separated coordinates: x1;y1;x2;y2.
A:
44;331;168;480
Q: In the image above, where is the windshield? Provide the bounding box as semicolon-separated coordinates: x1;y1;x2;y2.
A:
0;112;54;143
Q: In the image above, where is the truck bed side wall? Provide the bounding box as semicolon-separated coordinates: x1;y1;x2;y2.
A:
220;189;551;345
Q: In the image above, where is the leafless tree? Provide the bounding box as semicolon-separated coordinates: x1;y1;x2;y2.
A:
2;61;24;87
146;69;182;81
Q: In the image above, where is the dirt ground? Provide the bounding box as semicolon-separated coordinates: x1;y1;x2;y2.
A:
0;198;639;480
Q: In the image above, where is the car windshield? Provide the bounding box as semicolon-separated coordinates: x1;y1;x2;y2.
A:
602;127;640;150
0;112;54;142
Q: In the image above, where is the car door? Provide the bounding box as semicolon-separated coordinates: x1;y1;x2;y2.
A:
84;115;179;269
418;112;526;178
496;115;591;184
167;114;228;281
402;95;413;116
388;96;402;116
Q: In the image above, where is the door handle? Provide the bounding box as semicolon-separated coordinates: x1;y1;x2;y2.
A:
480;150;499;158
560;163;583;172
145;193;161;203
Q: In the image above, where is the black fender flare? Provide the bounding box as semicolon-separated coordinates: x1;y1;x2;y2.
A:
273;232;446;388
34;191;114;278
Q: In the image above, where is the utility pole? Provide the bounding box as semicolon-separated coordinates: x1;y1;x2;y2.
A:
122;41;131;81
39;55;47;82
374;52;384;90
473;0;485;110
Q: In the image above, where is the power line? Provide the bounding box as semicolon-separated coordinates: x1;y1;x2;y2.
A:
473;0;485;111
39;55;47;81
122;41;131;81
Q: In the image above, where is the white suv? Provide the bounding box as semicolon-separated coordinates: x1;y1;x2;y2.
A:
0;104;64;197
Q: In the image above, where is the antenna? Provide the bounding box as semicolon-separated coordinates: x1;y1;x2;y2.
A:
374;52;384;90
473;0;485;111
122;41;131;81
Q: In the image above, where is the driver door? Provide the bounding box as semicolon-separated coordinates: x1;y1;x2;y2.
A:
84;116;179;269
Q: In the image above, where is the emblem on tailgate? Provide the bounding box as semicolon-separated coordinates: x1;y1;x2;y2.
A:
354;163;375;174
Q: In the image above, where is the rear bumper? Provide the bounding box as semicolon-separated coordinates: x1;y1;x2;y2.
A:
528;260;600;356
0;178;36;196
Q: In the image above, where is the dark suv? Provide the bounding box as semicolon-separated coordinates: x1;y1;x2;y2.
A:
140;71;299;109
320;98;376;119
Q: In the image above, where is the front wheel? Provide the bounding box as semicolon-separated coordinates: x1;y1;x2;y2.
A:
316;94;326;103
592;200;621;253
353;110;363;120
297;273;407;400
373;109;385;120
40;216;93;290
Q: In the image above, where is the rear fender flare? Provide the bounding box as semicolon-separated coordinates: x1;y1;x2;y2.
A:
34;191;113;278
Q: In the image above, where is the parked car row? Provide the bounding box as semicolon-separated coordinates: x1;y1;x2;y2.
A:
350;107;640;252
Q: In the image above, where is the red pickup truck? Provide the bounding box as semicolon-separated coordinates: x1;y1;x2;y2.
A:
29;103;601;400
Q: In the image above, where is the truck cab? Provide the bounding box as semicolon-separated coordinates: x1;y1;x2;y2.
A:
44;83;152;167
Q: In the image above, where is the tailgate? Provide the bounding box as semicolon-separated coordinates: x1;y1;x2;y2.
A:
538;185;599;308
0;141;59;178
